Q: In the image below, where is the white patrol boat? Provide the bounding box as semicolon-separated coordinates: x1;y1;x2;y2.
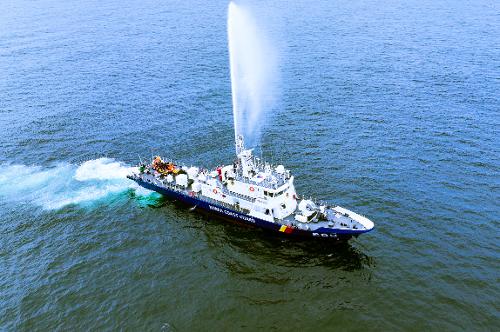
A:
127;135;374;241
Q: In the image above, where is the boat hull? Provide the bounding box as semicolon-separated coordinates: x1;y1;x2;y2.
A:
129;176;365;241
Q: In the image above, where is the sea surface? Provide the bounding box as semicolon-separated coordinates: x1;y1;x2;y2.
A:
1;0;499;330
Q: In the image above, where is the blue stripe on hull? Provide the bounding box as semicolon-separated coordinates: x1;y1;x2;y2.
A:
131;178;354;241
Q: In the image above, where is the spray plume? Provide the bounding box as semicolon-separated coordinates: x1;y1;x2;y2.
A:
227;1;279;150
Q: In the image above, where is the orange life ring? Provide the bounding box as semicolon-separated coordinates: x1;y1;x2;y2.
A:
249;186;255;192
213;188;217;194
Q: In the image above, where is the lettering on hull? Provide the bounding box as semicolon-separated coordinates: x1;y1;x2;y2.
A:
209;205;256;224
312;232;337;238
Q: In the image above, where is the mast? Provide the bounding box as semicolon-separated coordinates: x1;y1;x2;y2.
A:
235;134;255;178
236;134;245;155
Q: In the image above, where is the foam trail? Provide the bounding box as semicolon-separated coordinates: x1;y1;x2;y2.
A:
0;158;153;210
227;1;279;149
74;158;135;181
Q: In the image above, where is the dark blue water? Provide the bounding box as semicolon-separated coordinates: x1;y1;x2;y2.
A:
1;0;499;330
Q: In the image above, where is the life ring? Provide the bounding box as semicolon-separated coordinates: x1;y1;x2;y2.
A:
249;186;255;192
213;188;217;194
189;191;195;197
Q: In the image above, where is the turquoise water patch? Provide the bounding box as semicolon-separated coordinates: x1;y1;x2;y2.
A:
128;188;164;208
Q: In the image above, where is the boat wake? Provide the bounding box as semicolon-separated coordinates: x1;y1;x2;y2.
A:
0;158;154;210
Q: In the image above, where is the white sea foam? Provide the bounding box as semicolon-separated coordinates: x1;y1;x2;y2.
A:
0;158;152;210
74;158;136;181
